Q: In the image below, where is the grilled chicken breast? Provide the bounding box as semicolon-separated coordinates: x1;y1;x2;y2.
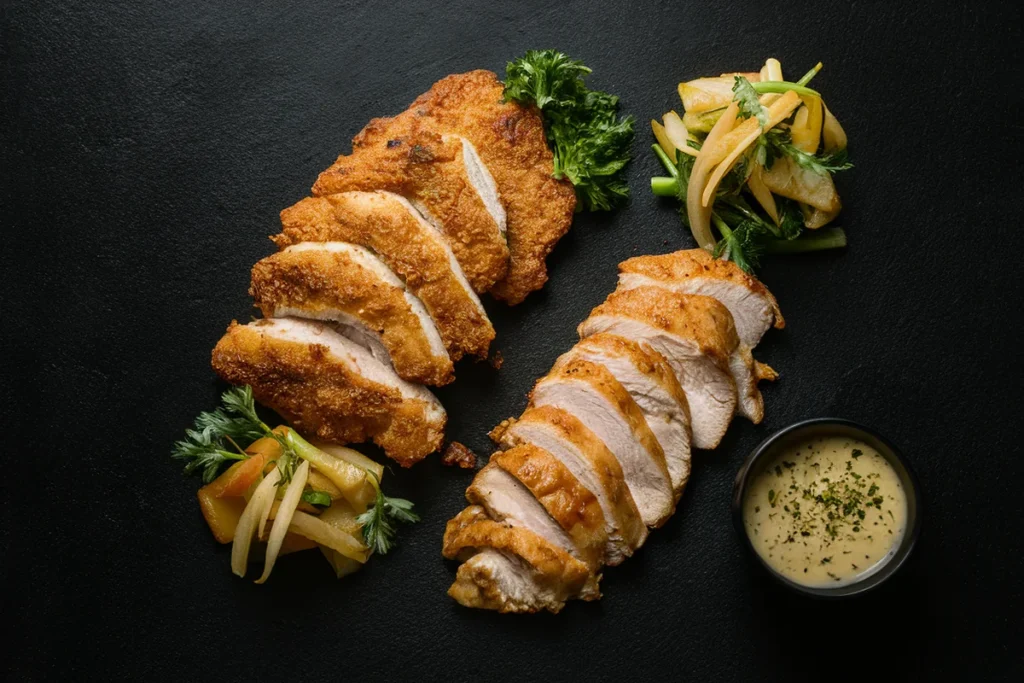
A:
313;115;509;293
470;444;608;570
579;287;741;449
274;191;494;360
617;249;784;348
530;359;675;528
444;250;785;613
396;70;577;304
443;505;597;614
494;406;647;565
250;243;453;386
210;318;445;466
556;334;692;495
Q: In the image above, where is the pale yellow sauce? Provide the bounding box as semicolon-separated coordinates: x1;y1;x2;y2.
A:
743;435;906;587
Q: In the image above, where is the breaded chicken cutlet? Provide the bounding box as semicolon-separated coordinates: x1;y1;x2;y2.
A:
355;70;577;304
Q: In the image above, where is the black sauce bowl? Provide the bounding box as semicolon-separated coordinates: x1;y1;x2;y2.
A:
732;418;922;598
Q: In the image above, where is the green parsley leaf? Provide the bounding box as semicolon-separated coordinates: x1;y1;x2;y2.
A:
732;76;768;127
505;50;634;212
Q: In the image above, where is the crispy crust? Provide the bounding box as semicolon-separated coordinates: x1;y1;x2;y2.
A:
491;444;608;570
250;247;454;386
504;406;647;561
584;286;740;371
274;193;494;360
442;505;595;613
210;321;444;466
618;249;784;329
403;70;577;304
314;115;509;293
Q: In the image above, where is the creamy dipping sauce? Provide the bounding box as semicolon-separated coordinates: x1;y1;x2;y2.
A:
743;435;907;587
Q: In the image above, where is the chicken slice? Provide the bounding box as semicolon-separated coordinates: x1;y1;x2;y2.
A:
249;242;453;386
313;115;509;293
387;70;577;304
443;505;597;614
274;191;494;360
617;249;784;348
468;444;607;569
529;359;674;528
556;334;692;495
492;406;646;565
210;318;445;466
579;287;743;449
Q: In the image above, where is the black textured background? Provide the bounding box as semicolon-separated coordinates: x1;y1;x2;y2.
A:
4;1;1023;680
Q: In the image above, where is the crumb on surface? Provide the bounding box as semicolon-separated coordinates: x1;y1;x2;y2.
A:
442;441;478;469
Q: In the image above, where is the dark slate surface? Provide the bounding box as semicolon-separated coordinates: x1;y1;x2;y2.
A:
4;0;1022;679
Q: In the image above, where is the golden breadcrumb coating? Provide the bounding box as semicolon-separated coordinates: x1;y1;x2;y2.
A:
275;192;494;360
250;246;454;386
211;320;444;466
313;115;509;293
365;70;577;304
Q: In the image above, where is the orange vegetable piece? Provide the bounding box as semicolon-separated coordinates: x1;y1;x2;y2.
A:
198;489;247;544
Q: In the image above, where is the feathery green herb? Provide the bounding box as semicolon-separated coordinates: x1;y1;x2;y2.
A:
356;471;420;555
173;386;418;556
505;50;634;212
172;386;275;483
732;76;768;127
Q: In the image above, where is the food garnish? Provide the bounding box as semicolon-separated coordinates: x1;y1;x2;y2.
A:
172;386;418;582
650;58;852;272
504;49;635;211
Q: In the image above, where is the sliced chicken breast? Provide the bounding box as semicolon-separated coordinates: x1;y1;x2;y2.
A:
617;249;784;348
389;70;578;304
250;243;453;386
556;334;692;495
467;462;584;570
579;287;741;449
493;406;646;565
274;191;494;360
210;318;445;466
443;505;596;614
529;359;675;528
313;116;509;293
489;444;607;569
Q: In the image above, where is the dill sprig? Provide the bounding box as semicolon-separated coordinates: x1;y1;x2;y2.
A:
356;471;420;555
171;386;297;483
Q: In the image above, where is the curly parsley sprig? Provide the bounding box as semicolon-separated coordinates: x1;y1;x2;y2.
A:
504;49;634;212
173;386;419;555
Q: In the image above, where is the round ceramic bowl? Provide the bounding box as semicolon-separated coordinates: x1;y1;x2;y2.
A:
732;418;922;598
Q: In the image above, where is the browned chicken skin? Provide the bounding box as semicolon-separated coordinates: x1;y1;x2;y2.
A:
313;115;509;293
443;505;597;614
443;251;784;613
274;191;494;360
